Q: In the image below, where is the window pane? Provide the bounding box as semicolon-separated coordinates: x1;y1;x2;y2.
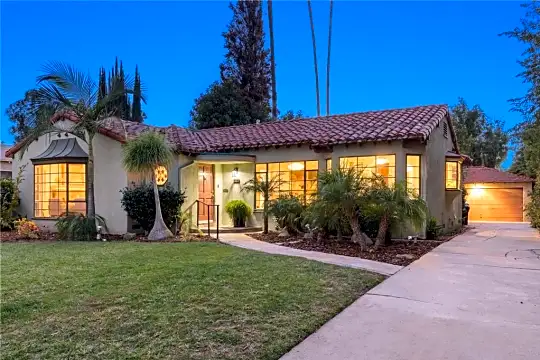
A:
326;158;332;171
446;162;458;189
358;156;376;168
256;164;267;172
69;163;85;173
306;161;318;170
340;157;356;169
406;155;420;167
68;202;86;215
268;163;279;172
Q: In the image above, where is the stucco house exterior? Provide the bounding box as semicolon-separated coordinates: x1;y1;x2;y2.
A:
1;143;13;179
6;104;466;235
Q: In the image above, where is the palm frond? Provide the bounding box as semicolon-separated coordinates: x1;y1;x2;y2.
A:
37;61;97;107
122;132;173;175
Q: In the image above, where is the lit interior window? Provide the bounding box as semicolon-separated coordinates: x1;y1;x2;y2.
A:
445;161;459;189
340;155;396;185
406;155;421;196
254;161;318;209
34;163;86;218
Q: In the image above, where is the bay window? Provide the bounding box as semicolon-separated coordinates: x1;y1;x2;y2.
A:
340;155;396;185
255;161;318;209
445;161;460;189
34;163;87;218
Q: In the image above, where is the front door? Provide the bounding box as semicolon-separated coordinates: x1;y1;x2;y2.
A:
198;164;214;221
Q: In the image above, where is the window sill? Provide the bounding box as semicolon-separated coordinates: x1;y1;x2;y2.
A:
32;217;59;221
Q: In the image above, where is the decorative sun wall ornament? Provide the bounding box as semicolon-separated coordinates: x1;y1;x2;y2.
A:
155;166;168;186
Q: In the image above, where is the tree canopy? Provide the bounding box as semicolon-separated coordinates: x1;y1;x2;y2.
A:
450;98;508;168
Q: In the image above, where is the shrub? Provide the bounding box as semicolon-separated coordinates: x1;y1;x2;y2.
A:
120;183;185;232
1;166;24;229
56;214;107;241
525;184;540;229
426;216;443;240
14;218;40;239
225;200;252;227
268;195;304;233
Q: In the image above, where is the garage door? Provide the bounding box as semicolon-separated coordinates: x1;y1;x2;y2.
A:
467;188;523;222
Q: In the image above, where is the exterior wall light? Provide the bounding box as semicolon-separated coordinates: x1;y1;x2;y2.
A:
232;167;240;183
155;166;168;186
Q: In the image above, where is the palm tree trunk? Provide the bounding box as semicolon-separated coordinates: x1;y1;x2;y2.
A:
349;213;367;251
263;198;269;234
268;0;278;121
326;0;333;116
375;214;389;248
86;134;96;219
307;0;321;116
148;174;173;240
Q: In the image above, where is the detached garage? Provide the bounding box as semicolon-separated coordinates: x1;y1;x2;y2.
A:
464;166;534;222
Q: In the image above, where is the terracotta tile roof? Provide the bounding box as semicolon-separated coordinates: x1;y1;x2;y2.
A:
464;166;534;184
6;104;453;156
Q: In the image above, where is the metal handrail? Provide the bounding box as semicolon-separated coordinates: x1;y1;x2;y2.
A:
195;200;220;240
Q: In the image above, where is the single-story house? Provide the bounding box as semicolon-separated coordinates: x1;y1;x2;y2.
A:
7;104;466;235
464;166;534;222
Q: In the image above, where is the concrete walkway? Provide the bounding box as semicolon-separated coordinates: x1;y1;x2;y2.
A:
219;233;402;276
280;222;540;360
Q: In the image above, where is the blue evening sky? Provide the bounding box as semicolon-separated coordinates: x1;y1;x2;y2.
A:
0;1;528;168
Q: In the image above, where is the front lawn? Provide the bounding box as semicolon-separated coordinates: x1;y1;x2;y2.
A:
1;242;383;360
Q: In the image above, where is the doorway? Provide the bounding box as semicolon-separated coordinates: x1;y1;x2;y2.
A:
198;164;214;221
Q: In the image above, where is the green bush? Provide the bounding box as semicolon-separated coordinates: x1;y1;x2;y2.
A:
56;214;107;241
525;185;540;229
426;216;443;240
1;179;16;229
120;183;185;232
268;195;304;233
225;200;252;227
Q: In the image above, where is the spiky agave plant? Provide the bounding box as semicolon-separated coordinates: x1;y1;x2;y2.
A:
122;132;174;240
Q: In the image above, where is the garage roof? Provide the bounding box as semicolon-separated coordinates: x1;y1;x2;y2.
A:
464;166;534;184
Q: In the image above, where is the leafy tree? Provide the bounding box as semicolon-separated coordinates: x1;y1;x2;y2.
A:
220;0;271;123
279;110;304;121
5;90;42;142
450;98;508;167
502;1;540;178
19;61;133;227
122;132;174;240
307;0;321;116
317;168;371;251
366;179;427;248
190;81;253;129
242;174;283;234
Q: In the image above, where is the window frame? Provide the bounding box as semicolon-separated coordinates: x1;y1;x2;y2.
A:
445;160;460;190
406;154;421;197
339;154;396;185
254;160;318;210
33;161;88;219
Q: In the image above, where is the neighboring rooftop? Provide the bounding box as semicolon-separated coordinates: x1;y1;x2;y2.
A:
7;104;453;156
464;166;534;184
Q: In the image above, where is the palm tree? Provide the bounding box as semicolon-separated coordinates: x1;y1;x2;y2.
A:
318;168;371;251
122;132;174;240
267;0;278;121
242;175;283;234
307;0;321;116
326;0;334;116
19;62;134;225
367;180;428;248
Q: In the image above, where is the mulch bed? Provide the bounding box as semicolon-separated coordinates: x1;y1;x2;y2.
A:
0;230;215;243
248;232;446;266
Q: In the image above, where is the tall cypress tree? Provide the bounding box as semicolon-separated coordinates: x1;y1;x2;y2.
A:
132;65;143;123
97;67;107;102
119;61;130;119
220;0;271;123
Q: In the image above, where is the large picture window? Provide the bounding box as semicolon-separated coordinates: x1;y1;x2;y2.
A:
34;163;87;218
445;161;460;189
339;155;396;185
406;155;421;196
255;161;318;209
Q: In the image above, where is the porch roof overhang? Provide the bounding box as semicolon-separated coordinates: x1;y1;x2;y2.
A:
31;138;88;164
194;153;255;164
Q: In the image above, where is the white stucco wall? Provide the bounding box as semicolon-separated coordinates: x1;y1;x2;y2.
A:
11;121;129;234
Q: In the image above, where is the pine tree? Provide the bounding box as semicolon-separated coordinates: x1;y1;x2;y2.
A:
132;65;143;123
97;67;107;102
220;0;271;123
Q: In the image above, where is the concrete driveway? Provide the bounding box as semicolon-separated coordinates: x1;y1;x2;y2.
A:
282;223;540;360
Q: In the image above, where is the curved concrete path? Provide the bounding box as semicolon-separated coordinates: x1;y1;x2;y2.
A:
281;222;540;360
219;233;402;276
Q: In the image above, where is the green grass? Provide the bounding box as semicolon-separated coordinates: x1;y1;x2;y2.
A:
1;242;383;360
